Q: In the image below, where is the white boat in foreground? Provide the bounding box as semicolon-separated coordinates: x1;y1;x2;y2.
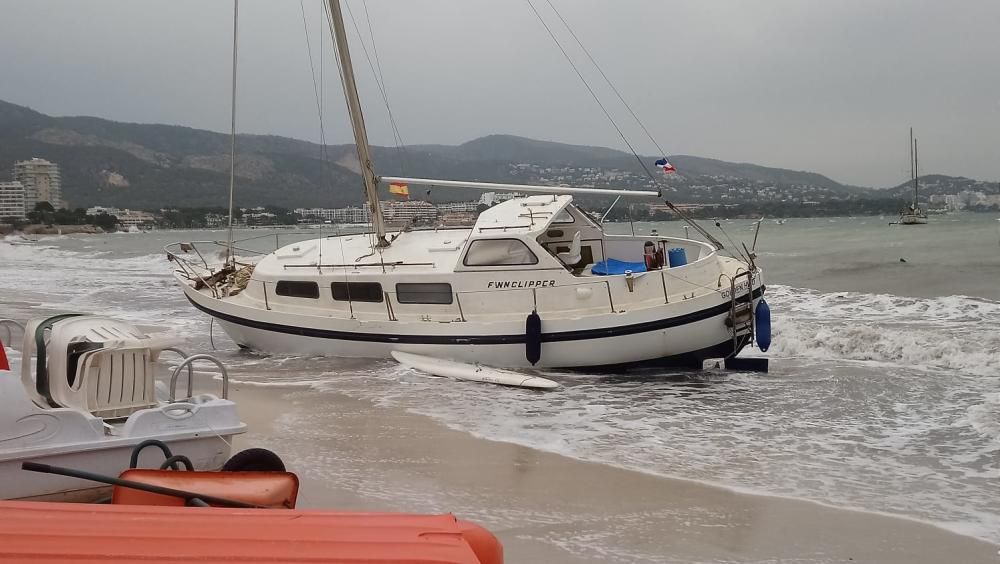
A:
0;315;245;502
392;351;559;390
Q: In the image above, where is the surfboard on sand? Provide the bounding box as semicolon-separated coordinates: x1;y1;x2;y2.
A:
390;351;559;390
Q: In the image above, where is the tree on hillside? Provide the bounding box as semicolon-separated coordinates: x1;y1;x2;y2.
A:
88;212;118;232
26;201;56;224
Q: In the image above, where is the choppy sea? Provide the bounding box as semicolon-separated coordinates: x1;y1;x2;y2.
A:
2;214;998;544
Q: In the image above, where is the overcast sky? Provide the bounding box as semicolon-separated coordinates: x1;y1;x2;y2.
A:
2;0;998;187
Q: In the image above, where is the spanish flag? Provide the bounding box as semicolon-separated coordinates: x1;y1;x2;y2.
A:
389;182;409;199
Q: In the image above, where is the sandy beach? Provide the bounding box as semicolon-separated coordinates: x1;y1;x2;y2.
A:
231;384;1000;563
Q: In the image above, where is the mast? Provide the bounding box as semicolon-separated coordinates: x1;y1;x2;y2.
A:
326;0;388;246
913;136;919;207
225;0;239;265
909;127;915;203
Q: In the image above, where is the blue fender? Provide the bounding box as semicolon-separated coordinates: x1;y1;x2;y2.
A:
755;299;772;352
525;310;542;365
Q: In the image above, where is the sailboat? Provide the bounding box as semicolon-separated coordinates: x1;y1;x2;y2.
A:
166;1;767;370
897;128;928;225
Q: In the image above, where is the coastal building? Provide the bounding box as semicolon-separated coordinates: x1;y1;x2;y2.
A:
382;200;437;223
242;208;277;226
85;206;156;229
14;158;62;210
436;201;479;214
295;206;370;224
205;213;226;228
0;181;26;220
479;192;522;206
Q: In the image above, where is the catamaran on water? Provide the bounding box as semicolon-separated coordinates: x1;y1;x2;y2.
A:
166;0;768;370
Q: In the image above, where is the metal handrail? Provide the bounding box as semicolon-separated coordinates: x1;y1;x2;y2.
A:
159;347;193;399
168;354;230;402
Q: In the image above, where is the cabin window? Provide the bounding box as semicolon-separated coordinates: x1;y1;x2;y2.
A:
274;280;320;299
553;208;575;224
463;239;539;267
331;281;383;303
396;283;454;304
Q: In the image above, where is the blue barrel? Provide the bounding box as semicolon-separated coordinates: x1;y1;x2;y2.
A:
755;299;771;352
667;247;687;267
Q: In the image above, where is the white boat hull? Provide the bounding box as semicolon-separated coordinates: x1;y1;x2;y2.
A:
0;436;233;502
183;278;762;369
898;214;928;225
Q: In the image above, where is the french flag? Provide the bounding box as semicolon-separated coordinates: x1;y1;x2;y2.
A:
654;158;676;173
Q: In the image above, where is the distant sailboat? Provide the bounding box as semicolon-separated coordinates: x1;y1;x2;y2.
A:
897;128;928;225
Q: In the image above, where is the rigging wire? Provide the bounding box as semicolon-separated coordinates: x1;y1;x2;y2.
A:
524;0;652;183
343;0;409;174
319;2;325;190
524;0;725;250
542;0;667;159
300;0;333;267
359;0;409;174
714;220;749;262
299;1;333;190
225;0;240;266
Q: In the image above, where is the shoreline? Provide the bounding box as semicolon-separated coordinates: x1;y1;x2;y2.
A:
412;394;999;546
230;382;1000;563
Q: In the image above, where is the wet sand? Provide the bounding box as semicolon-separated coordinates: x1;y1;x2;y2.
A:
231;384;1000;563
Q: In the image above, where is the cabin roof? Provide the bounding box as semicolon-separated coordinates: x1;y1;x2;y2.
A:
255;228;476;276
471;195;572;237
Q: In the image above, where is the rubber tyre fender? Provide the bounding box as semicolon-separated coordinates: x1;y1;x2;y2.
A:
221;448;286;472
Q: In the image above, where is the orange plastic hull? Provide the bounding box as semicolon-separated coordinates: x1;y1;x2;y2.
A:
0;500;502;564
112;469;300;508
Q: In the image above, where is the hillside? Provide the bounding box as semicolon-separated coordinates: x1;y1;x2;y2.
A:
0;99;973;211
883;175;999;199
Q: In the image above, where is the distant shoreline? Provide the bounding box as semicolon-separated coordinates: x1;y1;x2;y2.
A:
2;210;995;238
0;224;106;236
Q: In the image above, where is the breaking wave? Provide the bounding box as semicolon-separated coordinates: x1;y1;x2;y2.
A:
766;285;1000;376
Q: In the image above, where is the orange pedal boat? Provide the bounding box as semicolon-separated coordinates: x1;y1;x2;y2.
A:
5;462;502;564
0;499;502;564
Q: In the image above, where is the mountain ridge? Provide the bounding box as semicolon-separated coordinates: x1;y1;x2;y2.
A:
2;99;988;211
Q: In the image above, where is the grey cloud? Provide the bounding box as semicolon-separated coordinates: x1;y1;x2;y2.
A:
1;0;997;186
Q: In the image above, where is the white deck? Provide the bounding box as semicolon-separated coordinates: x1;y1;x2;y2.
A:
257;228;473;276
255;196;575;278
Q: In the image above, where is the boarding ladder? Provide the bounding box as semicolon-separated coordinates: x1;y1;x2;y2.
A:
724;269;755;356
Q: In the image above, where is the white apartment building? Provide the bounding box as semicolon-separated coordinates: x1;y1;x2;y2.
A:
14;158;62;209
295;206;371;224
478;191;522;207
85;206;156;229
436;201;479;213
382;200;437;222
0;181;26;220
